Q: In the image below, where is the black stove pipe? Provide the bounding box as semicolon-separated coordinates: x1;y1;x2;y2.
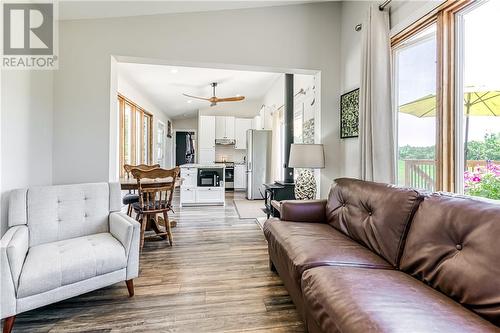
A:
283;73;294;183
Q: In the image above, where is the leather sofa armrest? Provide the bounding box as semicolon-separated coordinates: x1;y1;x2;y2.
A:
1;225;29;318
109;212;140;280
280;200;327;223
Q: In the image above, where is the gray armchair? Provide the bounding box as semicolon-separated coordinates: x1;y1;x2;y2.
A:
0;182;140;333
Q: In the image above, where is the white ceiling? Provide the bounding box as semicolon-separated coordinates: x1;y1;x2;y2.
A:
59;1;326;21
117;62;282;119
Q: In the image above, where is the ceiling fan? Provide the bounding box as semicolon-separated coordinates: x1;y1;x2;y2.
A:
183;82;245;107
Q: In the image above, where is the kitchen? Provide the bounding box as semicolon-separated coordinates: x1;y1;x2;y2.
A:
178;110;273;207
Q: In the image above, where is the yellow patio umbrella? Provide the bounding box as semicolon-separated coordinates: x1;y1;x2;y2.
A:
399;90;500;167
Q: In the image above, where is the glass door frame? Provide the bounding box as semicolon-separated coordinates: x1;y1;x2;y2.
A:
392;26;438;191
391;0;474;192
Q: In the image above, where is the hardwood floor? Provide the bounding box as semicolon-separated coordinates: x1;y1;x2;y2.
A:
12;192;304;332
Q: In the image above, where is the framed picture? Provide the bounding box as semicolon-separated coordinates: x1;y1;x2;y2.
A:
167;120;172;138
340;88;359;138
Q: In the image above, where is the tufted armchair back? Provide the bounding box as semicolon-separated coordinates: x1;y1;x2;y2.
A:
326;178;424;267
400;193;500;326
8;183;121;247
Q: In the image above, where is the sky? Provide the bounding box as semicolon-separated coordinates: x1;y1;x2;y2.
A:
396;0;500;147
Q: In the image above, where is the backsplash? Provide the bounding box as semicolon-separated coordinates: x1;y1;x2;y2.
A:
215;146;247;163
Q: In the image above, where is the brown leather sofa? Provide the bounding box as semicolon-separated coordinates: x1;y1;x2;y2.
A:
263;178;500;332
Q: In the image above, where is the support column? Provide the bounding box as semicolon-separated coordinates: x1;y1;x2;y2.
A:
283;73;294;183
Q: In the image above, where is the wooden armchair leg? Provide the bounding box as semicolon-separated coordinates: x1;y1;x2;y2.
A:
125;279;134;297
163;211;173;246
3;316;15;333
140;214;147;250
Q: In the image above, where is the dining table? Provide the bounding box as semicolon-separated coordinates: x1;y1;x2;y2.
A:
119;176;183;230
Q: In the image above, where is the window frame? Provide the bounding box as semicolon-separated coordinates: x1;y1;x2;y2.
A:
391;0;474;192
118;93;154;177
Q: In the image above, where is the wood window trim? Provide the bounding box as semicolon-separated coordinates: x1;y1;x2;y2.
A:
118;94;154;177
391;0;473;192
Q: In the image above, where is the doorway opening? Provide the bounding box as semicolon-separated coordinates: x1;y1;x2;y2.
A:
175;131;196;166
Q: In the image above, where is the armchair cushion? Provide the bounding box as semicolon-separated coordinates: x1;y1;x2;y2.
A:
109;212;140;280
17;233;127;298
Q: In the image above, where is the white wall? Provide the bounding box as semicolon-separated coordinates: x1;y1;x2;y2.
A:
338;0;444;179
117;73;173;170
1;71;54;235
172;117;198;132
198;100;262;118
53;2;342;197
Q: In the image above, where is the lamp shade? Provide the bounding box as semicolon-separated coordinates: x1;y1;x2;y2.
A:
288;144;325;169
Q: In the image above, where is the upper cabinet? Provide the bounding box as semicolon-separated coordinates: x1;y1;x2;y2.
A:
215;116;235;140
199;115;216;149
235;118;253;149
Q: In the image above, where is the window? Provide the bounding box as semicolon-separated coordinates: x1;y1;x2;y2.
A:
391;0;500;200
455;0;500;199
118;94;153;176
393;25;438;191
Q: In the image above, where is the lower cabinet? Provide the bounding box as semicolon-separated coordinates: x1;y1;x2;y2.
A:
180;188;196;204
196;187;224;203
180;186;225;206
234;165;246;190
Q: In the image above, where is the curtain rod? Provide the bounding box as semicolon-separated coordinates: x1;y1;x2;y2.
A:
355;0;392;31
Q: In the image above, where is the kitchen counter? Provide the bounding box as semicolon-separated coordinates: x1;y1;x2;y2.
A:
180;164;225;168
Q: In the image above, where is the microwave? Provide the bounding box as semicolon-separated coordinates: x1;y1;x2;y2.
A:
197;168;222;187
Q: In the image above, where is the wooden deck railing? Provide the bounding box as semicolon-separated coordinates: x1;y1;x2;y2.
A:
403;159;436;191
401;159;500;190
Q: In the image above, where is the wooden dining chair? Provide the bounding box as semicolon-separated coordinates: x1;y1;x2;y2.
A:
131;167;180;249
123;164;160;216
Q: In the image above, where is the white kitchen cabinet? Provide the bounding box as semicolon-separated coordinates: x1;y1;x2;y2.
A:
196;187;224;204
198;148;215;164
180;188;196;205
215;116;235;140
180;167;197;187
234;118;253;149
199;115;216;149
234;165;246;189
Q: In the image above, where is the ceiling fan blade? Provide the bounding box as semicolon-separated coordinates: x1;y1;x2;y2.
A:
214;96;246;103
182;93;211;101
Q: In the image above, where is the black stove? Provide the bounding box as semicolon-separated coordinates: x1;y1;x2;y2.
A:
215;162;234;190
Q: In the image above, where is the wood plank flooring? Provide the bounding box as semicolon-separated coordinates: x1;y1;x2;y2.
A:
11;192;304;332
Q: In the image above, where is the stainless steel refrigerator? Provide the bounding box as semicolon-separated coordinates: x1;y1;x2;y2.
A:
246;130;272;200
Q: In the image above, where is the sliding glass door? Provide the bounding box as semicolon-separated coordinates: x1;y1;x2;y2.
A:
393;25;438;191
455;0;500;199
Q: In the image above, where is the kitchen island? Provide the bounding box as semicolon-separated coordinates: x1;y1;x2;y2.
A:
179;164;226;207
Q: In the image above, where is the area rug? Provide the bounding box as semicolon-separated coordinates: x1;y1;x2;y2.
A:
233;199;267;219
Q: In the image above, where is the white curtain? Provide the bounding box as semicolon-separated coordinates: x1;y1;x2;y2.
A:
271;107;284;181
359;4;395;183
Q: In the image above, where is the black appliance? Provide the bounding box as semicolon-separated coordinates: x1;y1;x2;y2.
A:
216;162;234;191
198;168;222;187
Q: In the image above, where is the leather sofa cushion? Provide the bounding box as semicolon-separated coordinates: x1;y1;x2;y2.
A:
264;219;392;293
401;193;500;326
302;266;499;333
17;233;127;298
326;178;423;267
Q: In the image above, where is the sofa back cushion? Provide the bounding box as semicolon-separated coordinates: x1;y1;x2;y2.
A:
400;193;500;325
22;183;120;246
326;178;423;266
